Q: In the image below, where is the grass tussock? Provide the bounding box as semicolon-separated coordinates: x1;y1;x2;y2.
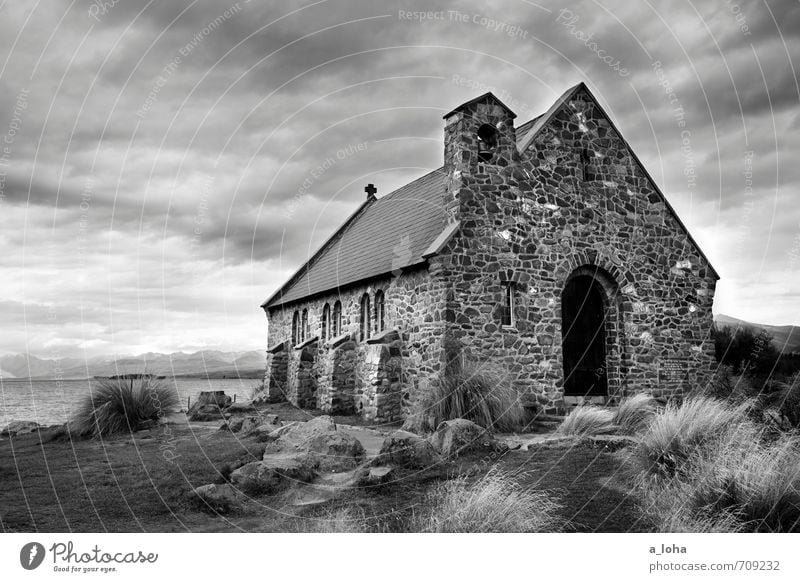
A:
555;405;615;437
627;395;800;532
416;467;564;533
611;393;657;435
411;355;526;433
70;376;179;438
627;396;752;478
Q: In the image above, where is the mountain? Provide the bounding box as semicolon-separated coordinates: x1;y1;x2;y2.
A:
0;350;266;380
714;314;800;355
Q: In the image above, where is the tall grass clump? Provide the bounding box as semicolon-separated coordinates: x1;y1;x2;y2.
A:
611;393;658;435
555;405;615;436
628;396;753;478
70;376;179;438
411;352;526;433
681;434;800;532
417;467;564;532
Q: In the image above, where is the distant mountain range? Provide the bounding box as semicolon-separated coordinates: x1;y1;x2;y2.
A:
0;313;796;379
0;350;266;380
714;314;800;355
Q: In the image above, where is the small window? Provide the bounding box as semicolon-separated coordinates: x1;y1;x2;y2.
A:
501;283;515;327
291;311;300;345
374;290;385;333
360;293;371;341
332;300;342;337
301;308;308;342
580;148;592;181
322;303;330;340
477;123;498;163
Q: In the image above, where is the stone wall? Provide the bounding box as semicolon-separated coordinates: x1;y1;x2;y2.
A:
263;87;718;419
440;88;717;409
265;267;449;418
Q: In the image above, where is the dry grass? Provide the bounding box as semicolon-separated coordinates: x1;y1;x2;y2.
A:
555;405;615;437
411;356;526;433
627;395;800;532
611;393;657;435
70;376;179;438
415;467;564;533
627;396;752;478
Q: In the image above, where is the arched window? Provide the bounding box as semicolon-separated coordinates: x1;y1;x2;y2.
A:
322;303;330;341
359;293;371;341
332;300;342;337
374;290;385;333
291;311;300;345
477;123;499;163
301;308;308;342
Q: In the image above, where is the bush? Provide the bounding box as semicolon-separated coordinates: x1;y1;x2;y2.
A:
555;405;615;436
410;354;526;433
684;433;800;532
416;467;564;532
611;393;658;435
628;396;753;478
70;376;179;438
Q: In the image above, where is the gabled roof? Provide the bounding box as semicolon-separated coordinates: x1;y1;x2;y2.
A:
263;169;449;309
442;91;517;120
518;82;719;279
263;84;718;310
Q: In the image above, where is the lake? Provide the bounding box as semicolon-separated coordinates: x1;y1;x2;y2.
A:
0;377;261;427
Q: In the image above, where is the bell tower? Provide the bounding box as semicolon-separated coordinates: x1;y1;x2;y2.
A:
442;92;518;221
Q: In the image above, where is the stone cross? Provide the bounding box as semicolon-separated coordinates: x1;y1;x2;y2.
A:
365;183;377;198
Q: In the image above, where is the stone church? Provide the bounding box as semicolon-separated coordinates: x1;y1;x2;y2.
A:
260;82;718;423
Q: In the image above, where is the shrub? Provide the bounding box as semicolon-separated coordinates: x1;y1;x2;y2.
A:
555;405;615;437
416;467;564;532
611;393;658;435
685;434;800;532
410;354;526;433
765;373;800;428
628;396;752;478
70;376;179;438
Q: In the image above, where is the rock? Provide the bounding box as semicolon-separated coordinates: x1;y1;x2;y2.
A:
192;483;242;513
307;431;366;471
359;465;395;486
375;430;441;469
221;414;275;434
226;402;257;413
263;415;336;452
230;455;317;495
428;419;500;457
1;420;41;437
187;404;226;422
187;391;232;421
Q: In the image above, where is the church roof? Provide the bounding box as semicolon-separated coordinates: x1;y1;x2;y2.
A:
263;84;717;310
262;115;542;311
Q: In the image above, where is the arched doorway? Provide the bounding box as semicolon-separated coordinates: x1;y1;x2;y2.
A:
561;274;608;396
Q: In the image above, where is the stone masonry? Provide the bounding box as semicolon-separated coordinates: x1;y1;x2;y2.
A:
261;83;718;421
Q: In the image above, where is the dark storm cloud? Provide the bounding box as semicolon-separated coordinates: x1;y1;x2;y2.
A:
1;0;799;357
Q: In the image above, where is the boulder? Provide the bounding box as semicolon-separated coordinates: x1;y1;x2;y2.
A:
428;419;501;457
193;483;242;513
226;402;258;413
1;420;41;437
230;455;317;495
187;391;232;421
358;465;395;486
263;415;336;452
307;431;366;471
221;414;279;434
375;430;441;469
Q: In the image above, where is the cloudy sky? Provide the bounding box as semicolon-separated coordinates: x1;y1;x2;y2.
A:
0;0;798;359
